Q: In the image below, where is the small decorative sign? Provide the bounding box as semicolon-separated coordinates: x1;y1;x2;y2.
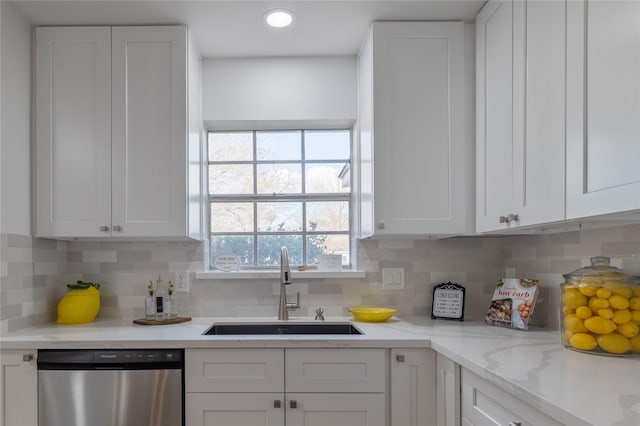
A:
431;282;465;321
318;254;343;271
213;253;241;272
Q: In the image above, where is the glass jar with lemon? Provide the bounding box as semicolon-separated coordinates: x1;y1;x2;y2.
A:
561;257;640;356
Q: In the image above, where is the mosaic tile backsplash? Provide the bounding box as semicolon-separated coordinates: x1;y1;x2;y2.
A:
2;223;640;333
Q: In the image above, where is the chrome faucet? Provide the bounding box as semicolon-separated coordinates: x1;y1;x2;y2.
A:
278;247;300;320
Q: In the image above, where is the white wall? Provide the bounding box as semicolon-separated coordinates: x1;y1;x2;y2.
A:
202;56;357;130
1;2;31;235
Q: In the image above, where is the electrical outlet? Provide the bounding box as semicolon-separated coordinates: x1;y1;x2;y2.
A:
382;268;405;290
175;271;190;292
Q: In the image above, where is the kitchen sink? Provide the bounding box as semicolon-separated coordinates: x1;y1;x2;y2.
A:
203;322;363;335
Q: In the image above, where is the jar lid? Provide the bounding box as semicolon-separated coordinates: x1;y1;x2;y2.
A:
563;256;628;280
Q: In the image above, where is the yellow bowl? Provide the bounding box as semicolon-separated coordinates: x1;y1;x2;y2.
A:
348;307;396;322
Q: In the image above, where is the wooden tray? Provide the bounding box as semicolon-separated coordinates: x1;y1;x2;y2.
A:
133;316;192;326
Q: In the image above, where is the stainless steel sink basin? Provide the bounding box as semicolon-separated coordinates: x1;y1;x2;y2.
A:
203;322;363;335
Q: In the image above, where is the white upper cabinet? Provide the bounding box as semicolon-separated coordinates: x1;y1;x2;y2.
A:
476;0;566;233
566;0;640;219
35;26;202;239
358;22;473;237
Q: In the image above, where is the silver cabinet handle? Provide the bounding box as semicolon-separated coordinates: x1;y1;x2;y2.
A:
509;422;522;426
376;222;385;230
99;225;109;232
290;400;298;409
112;225;122;232
396;354;405;363
273;400;281;409
499;215;508;223
23;353;34;362
500;214;520;224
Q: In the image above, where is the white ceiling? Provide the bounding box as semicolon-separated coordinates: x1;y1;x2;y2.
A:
9;0;486;58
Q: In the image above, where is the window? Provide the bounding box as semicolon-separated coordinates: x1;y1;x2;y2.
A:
208;130;351;268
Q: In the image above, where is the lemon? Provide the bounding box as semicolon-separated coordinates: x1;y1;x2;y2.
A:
596;288;612;299
597;333;631;354
632;310;640;323
569;333;597;351
630;336;640;352
629;297;640;311
564;314;588;333
584;316;617;334
617;322;639;338
597;308;614;319
578;286;598;297
609;295;630;310
57;286;101;324
575;306;593;319
563;289;588;309
611;287;633;299
589;297;609;311
563;329;574;342
612;309;632;325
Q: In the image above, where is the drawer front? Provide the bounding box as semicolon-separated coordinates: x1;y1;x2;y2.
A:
186;393;285;426
186;349;284;393
285;349;386;393
461;368;562;426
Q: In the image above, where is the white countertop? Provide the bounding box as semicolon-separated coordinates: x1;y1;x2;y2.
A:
2;316;639;426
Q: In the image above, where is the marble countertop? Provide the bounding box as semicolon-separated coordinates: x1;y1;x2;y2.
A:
2;316;639;426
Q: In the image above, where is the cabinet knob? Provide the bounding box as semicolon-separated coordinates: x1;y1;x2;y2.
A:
290;400;298;409
376;222;385;230
396;354;405;363
23;353;34;362
99;225;109;232
499;216;507;223
112;225;122;232
273;400;281;409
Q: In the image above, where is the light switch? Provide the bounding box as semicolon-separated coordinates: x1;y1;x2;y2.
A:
382;268;405;290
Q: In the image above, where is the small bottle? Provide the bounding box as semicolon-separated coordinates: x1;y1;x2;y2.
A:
145;280;155;320
166;280;177;319
155;276;165;321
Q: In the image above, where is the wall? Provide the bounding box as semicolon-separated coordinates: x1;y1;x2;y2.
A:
202;56;357;130
6;223;629;332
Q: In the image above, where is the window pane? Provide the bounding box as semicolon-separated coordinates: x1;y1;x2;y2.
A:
258;235;302;266
257;202;302;232
256;131;301;160
209;131;253;162
211;202;254;232
257;164;301;194
211;236;254;265
209;164;253;195
304;130;350;160
306;201;349;232
305;163;350;193
307;234;350;266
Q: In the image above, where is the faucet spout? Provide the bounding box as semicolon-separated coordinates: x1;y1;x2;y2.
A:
278;247;299;320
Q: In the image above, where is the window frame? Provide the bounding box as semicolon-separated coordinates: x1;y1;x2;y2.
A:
207;129;353;269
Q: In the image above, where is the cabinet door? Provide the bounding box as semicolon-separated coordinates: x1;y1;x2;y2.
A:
0;351;37;426
35;27;112;238
390;348;436;426
111;26;188;237
367;22;470;235
566;0;640;218
286;393;385;426
436;353;460;426
186;393;284;426
476;1;514;232
461;368;562;426
512;0;566;227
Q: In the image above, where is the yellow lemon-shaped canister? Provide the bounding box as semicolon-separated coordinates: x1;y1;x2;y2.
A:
57;281;101;324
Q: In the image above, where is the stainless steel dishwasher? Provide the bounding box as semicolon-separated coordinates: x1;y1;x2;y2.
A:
38;349;183;426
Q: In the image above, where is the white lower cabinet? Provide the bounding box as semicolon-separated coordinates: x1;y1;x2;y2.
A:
185;348;386;426
436;353;460;426
461;368;562;426
390;349;436;426
0;350;38;426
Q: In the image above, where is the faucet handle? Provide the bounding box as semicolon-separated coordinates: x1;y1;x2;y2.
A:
287;292;300;311
315;307;325;321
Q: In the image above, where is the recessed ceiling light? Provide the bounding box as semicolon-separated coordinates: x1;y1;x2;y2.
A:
264;9;295;28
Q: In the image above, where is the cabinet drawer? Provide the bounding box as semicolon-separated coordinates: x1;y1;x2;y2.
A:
185;349;284;393
461;368;562;426
186;393;285;426
286;349;386;393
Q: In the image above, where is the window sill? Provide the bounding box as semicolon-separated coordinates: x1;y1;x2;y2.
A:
195;270;366;280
